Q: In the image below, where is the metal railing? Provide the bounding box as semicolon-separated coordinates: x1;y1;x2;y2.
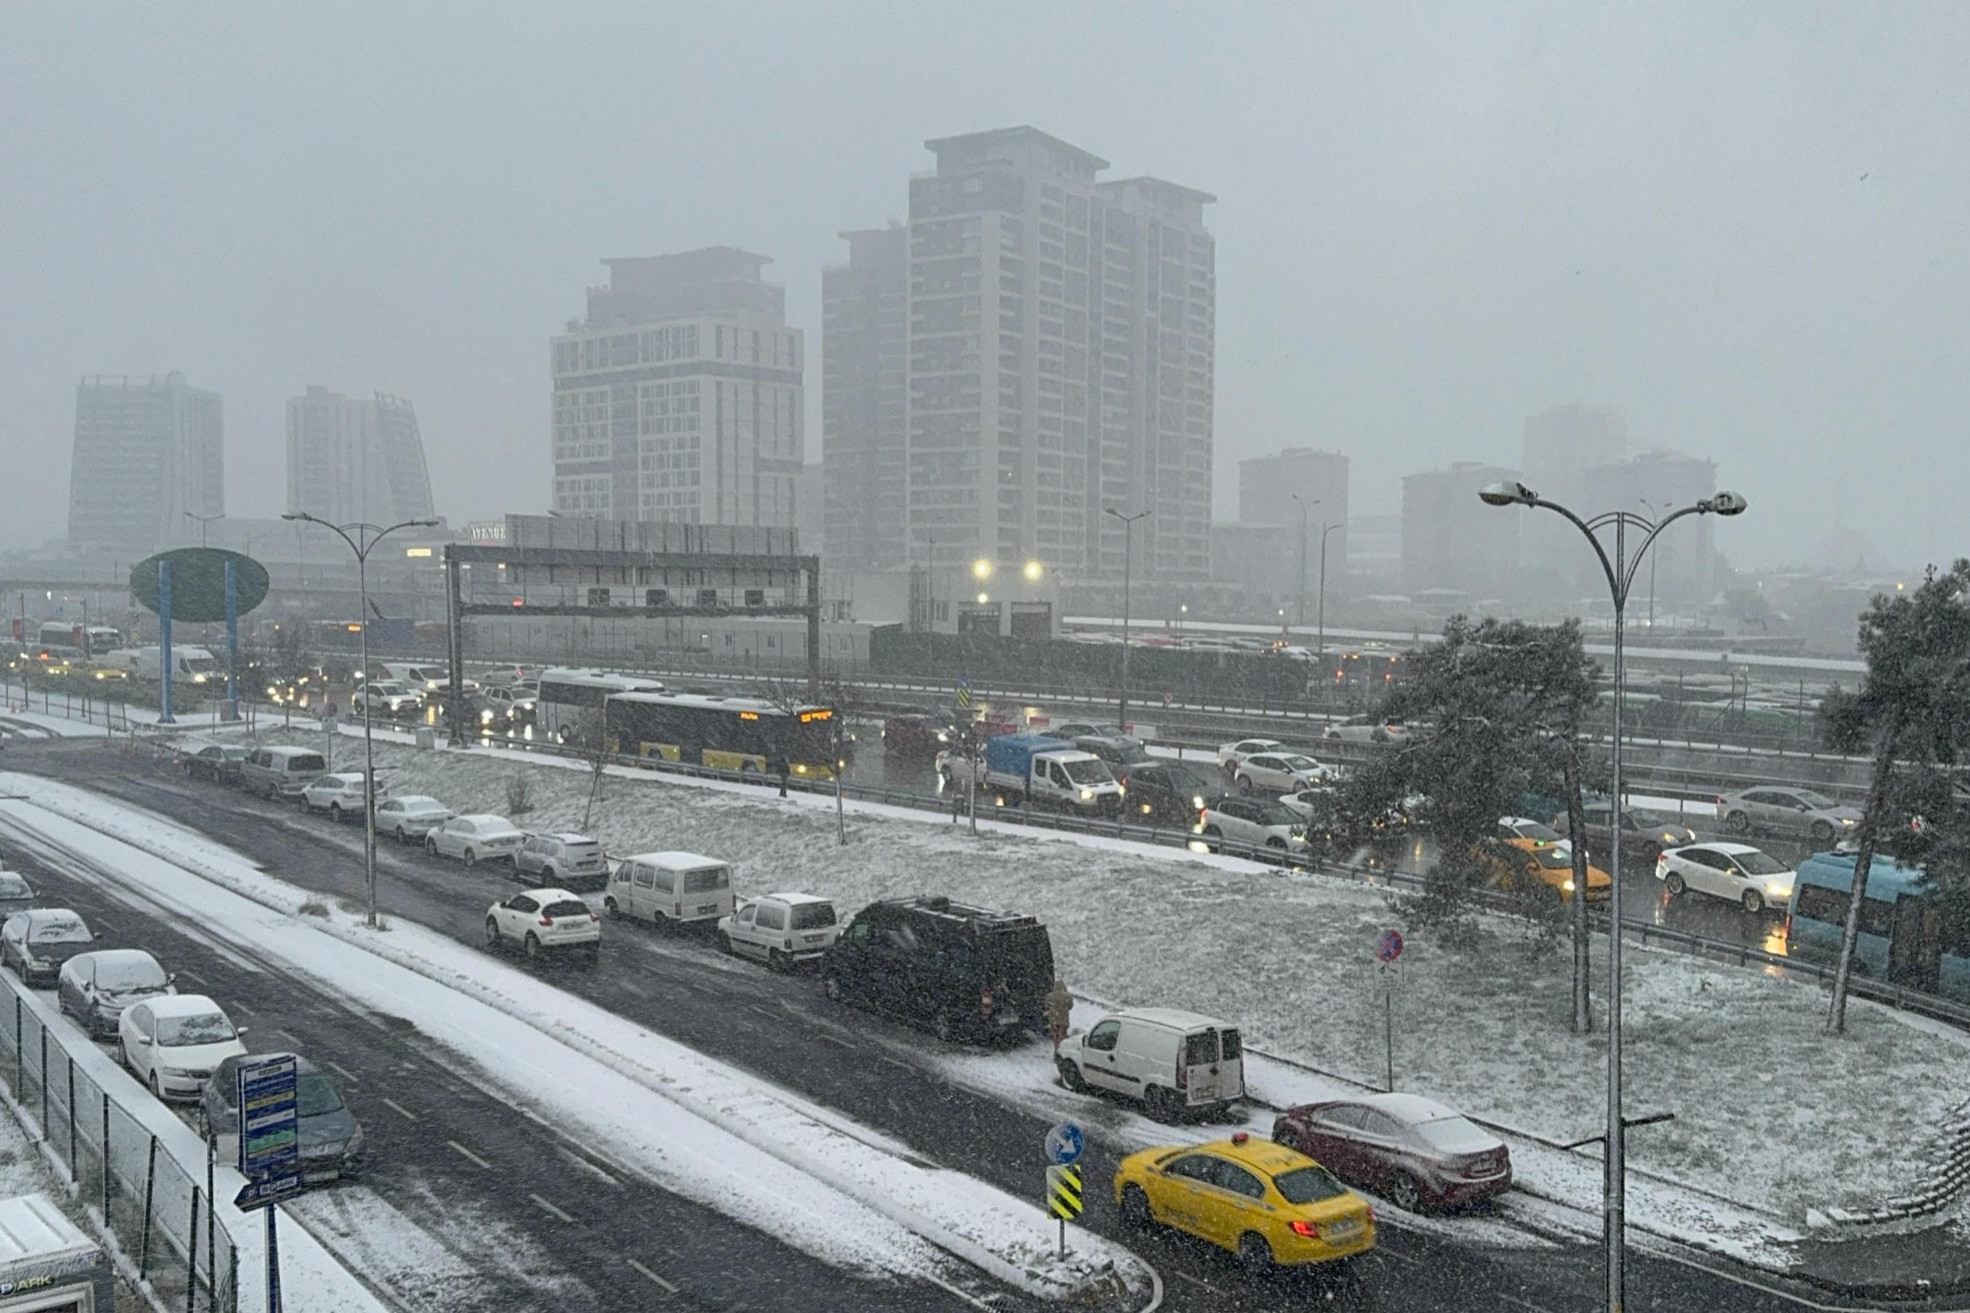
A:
0;976;237;1311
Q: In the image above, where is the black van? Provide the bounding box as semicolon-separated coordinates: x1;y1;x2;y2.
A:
821;896;1055;1044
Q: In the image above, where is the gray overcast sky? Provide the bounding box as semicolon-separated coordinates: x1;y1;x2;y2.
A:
4;1;1966;568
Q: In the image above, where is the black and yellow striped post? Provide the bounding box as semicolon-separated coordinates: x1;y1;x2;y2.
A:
1045;1165;1082;1257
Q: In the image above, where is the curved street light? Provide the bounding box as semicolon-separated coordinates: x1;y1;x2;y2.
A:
1476;479;1745;1313
283;512;441;929
1104;508;1150;728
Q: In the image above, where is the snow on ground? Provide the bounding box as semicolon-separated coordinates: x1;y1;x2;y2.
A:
1;709;110;739
0;773;1152;1306
195;723;1970;1235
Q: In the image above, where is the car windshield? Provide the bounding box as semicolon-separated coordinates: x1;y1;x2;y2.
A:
1060;759;1114;785
296;1072;344;1117
789;902;836;930
29;917;89;944
0;875;29;898
1257;805;1302;828
681;867;729;894
404;800;445;814
1531;847;1577;871
1733;850;1790;876
97;957;167;991
1273;1165;1350;1205
1514;820;1563;843
156;1012;235;1047
1628;809;1671;827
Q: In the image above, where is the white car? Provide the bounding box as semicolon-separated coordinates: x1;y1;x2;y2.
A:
1278;784;1337;821
350;680;423;717
1322;719;1411;744
716;894;840;969
1232;751;1329;794
300;772;385;822
1199;797;1309;857
1497;816;1573;857
484;887;599;965
426;814;528;867
118;995;247;1101
483;685;538;719
375;795;454;843
1217;738;1286;772
1655;842;1797;914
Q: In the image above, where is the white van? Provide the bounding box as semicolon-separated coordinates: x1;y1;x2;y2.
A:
604;852;734;927
1055;1007;1245;1120
376;662;479;695
238;745;330;800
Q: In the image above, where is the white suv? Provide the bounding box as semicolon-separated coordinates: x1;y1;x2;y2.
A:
300;772;384;822
515;833;608;887
427;814;527;867
484;887;599;966
716;894;839;969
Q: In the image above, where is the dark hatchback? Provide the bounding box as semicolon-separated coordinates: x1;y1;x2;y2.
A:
822;895;1055;1045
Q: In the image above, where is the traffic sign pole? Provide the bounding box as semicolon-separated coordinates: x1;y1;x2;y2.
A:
1375;930;1404;1093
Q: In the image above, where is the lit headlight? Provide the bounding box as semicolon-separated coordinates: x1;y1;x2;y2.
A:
1662;833;1677;843
480;710;493;723
1192;795;1205;809
936;732;949;743
1080;788;1093;801
1841;817;1856;826
1766;881;1790;897
1562;878;1576;893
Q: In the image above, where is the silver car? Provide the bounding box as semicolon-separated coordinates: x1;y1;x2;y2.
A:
1716;786;1862;844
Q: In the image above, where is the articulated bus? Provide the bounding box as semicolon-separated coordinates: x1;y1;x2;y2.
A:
535;668;668;743
1788;852;1970;1003
606;691;842;779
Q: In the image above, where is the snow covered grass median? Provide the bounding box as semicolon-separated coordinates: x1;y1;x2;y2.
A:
0;772;1153;1307
202;725;1970;1235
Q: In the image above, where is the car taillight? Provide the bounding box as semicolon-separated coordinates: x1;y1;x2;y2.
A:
1783;914;1793;941
1290;1219;1321;1238
538;916;554;927
1654;854;1667;875
979;986;994;1017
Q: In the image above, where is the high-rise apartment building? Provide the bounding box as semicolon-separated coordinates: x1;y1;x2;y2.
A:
550;248;804;527
67;372;223;561
1583;451;1721;607
1520;405;1629;590
1402;461;1522;599
1236;446;1350;576
285;386;436;526
822;225;908;571
900;127;1215;582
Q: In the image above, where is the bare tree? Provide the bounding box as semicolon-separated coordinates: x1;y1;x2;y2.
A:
752;672;855;844
572;705;612;832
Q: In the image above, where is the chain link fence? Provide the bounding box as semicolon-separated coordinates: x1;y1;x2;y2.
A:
0;984;237;1311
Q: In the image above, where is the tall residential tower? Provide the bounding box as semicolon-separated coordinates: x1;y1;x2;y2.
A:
286;386;436;525
67;372;223;561
822;225;909;571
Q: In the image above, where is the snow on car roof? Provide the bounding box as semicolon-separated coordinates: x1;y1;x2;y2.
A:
391;796;447;809
1685;841;1768;857
458;813;517;826
1107;1006;1233;1032
518;887;583;902
146;993;227;1019
72;948;159;970
621;851;726;869
764;892;831;905
546;832;597;843
1358;1091;1460;1125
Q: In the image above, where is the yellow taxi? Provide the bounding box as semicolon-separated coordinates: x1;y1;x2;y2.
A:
1481;836;1612;902
1113;1132;1375;1274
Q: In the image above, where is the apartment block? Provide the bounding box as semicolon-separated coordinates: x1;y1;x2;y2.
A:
822;225;908;571
67;372;223;561
286;386;436;525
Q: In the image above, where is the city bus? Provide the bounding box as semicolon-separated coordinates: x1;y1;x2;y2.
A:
534;668;668;743
605;691;841;779
35;622;121;656
1788;852;1970;1003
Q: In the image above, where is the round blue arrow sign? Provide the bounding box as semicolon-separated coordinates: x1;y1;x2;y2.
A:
1044;1121;1085;1166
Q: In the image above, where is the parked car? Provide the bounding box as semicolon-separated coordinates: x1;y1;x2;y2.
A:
716;893;840;969
0;910;95;984
605;852;735;928
300;772;385;822
1218;738;1287;773
822;895;1054;1044
1322;719;1412;744
238;746;329;800
349;680;423;719
1200;798;1309;858
426;814;527;867
1233;751;1329;794
58;949;175;1038
1553;802;1697;863
1479;838;1611;902
1656;842;1796;913
0;870;34;920
1715;787;1863;844
515;833;608;890
881;712;958;756
1272;1093;1512;1212
484;887;600;966
1118;761;1223;826
374;795;453;844
203;1054;365;1180
118;995;247;1101
1046;721;1128;742
182;742;249;783
1113;1133;1374;1275
1056;1007;1245;1119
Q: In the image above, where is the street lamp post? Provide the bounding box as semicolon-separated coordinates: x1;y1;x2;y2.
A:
1636;498;1662;630
1317;522;1344;658
1290;495;1319;629
183;511;223;548
283;512;440;930
1477;480;1746;1313
1104;508;1149;729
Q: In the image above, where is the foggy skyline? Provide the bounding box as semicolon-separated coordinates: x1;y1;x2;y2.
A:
4;2;1967;570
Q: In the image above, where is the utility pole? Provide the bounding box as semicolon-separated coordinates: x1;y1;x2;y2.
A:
1317;521;1344;658
1290;495;1318;630
1105;508;1149;729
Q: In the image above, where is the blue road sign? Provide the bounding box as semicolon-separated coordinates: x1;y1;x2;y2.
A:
1044;1121;1085;1167
233;1173;305;1212
237;1054;299;1181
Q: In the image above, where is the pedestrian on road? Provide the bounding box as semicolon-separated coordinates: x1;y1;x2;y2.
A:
771;751;789;798
1045;978;1073;1057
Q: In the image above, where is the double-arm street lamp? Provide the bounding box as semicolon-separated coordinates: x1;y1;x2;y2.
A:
1104;508;1150;729
1290;495;1319;628
1477;479;1746;1313
182;511;223;548
283;512;440;929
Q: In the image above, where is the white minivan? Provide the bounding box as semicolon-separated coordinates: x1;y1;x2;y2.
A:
1055;1007;1245;1120
605;852;734;928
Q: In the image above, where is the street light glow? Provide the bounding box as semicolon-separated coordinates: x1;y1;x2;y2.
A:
976;592;989;605
972;558;994;580
1022;560;1043;582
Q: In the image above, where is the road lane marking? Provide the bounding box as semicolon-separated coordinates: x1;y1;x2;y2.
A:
445;1139;491;1169
817;1033;854;1049
558;1146;622;1188
275;1028;303;1046
379;1098;419;1122
1173;1270;1221;1294
618;981;653;999
323;1060;358;1084
626;1259;677;1292
173;968;205;987
228;999;255;1015
529;1193;575;1223
879;1055;912;1071
745;1003;774;1019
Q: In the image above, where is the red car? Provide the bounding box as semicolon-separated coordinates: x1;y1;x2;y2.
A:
1272;1093;1511;1212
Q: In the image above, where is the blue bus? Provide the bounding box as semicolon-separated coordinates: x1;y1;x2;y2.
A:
1788;852;1970;1002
